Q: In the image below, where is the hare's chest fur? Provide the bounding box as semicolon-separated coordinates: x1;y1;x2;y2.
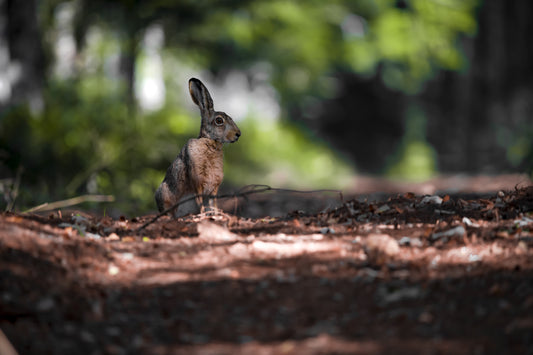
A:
187;138;224;192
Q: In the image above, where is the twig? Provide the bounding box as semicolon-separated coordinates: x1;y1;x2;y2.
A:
136;185;270;231
5;165;23;212
0;329;19;355
136;184;343;232
23;194;115;213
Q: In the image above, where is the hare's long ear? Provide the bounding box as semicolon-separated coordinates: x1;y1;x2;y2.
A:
189;78;214;114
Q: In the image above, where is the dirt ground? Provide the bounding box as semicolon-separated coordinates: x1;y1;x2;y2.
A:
1;175;532;355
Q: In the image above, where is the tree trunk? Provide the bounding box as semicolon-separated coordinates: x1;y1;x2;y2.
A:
3;0;45;112
120;32;139;116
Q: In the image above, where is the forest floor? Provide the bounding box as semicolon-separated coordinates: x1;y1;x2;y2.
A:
1;175;532;355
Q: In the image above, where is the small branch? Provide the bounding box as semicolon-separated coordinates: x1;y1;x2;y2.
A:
23;195;115;213
5;166;23;212
0;329;18;355
136;184;343;232
136;185;270;232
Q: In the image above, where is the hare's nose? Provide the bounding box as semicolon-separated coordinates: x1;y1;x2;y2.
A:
236;130;241;138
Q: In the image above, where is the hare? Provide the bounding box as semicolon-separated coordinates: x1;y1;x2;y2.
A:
155;78;241;215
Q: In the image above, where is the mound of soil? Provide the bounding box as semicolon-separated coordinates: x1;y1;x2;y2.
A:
1;184;532;354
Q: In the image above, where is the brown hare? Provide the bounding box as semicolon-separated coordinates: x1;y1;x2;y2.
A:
155;78;241;215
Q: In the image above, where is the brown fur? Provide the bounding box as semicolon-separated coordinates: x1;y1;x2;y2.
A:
155;78;240;215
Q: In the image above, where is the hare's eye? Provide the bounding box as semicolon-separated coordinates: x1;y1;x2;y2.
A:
214;116;224;126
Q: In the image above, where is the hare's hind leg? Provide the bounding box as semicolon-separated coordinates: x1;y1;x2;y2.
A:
155;187;164;212
156;183;183;216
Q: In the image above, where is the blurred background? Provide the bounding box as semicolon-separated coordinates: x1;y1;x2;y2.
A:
0;0;531;215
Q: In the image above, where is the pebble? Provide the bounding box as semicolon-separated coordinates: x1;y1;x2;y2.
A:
108;264;120;275
399;236;423;247
85;232;101;240
197;221;238;242
106;326;121;337
120;252;134;260
462;217;479;227
516;241;528;253
431;226;466;240
468;254;482;262
421;195;443;205
377;285;423;304
80;330;95;343
36;297;56;312
515;217;533;228
364;234;400;261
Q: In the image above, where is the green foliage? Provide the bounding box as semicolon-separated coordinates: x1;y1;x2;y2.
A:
158;0;479;98
386;105;437;180
225;119;354;189
209;0;478;93
1;0;484;214
345;0;478;92
1;76;195;213
387;140;437;181
496;122;533;175
0;77;353;214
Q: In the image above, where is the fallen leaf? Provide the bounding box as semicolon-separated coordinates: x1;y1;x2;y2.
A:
423;227;434;238
375;204;391;214
418;311;434;323
393;205;404;213
495;231;510;239
481;199;495;211
107;233;120;241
